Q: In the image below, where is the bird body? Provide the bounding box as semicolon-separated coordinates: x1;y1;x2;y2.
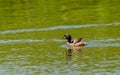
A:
64;34;87;56
64;34;86;46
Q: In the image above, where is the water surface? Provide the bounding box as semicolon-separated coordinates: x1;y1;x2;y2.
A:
0;23;120;75
0;0;120;74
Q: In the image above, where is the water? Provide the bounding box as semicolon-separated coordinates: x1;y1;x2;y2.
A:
0;22;120;75
0;0;120;75
0;22;119;34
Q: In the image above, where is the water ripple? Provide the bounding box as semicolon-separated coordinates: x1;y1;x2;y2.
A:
0;38;120;47
0;39;44;44
87;43;120;47
0;22;120;34
0;39;65;44
90;38;120;42
61;38;120;48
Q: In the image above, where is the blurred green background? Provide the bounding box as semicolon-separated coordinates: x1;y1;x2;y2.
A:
0;0;120;30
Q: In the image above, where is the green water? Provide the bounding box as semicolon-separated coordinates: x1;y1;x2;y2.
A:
0;0;120;75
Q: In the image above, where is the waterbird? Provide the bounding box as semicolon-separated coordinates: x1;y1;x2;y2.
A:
64;34;87;50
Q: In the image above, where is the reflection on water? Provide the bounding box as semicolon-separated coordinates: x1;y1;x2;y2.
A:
0;38;120;75
0;24;120;75
66;46;84;61
0;38;120;46
0;22;120;34
66;49;72;61
0;39;44;44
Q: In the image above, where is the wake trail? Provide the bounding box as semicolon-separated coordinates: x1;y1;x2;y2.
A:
0;22;119;34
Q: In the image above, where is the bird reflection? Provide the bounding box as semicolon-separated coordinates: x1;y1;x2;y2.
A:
66;46;85;61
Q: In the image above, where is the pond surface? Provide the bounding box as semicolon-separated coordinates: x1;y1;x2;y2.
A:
0;22;120;75
0;0;120;75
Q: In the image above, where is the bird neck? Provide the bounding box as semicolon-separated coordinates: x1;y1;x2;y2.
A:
67;38;72;43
